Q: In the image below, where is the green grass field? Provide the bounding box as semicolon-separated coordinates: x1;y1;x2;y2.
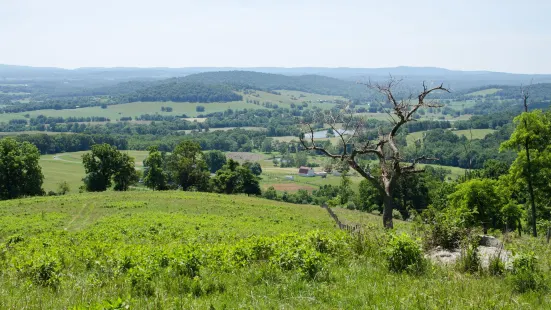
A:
406;128;497;145
467;88;502;96
40;151;149;193
452;128;496;139
0;90;346;124
1;191;550;308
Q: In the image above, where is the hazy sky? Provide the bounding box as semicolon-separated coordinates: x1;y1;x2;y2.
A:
1;0;550;73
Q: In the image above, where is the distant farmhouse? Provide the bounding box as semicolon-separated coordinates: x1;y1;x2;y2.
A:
298;166;315;177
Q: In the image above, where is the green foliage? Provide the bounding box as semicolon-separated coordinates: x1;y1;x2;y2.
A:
384;233;426;274
242;161;262;176
0;137;44;199
338;171;353;205
501;110;551;230
510;252;547;293
211;159;261;195
448;178;505;230
354;179;383;212
81;144;138;192
204;150;227;173
57;181;70;195
488;253;505;276
166;140;210;191
113;153;139;191
458;236;481;274
143;146;168;190
419;207;465;250
82;144;138;192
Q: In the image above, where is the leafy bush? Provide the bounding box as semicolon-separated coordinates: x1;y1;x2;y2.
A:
25;255;62;289
385;233;426;274
488;253;505;276
129;267;154;297
509;252;547;293
419;208;465;250
458;236;481;274
392;209;403;220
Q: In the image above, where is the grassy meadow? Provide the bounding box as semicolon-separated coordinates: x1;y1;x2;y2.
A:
40;151;149;193
0;191;550;309
406;128;497;146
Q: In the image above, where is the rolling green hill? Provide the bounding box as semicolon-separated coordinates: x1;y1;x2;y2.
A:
1;192;549;308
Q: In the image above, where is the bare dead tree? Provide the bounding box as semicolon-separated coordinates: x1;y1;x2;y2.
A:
300;79;449;228
521;84;537;237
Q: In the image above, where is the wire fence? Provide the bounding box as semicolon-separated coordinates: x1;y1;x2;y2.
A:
320;203;361;233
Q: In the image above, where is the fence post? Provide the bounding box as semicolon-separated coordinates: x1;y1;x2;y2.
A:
546;227;550;244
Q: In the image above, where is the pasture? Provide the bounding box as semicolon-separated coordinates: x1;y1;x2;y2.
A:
0;191;549;308
467;88;502;96
406;128;497;146
40;151;149;193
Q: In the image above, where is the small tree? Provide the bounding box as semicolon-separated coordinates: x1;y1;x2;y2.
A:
166;140;210;191
113;153;139;191
82;144;137;192
57;181;70;195
82;144;121;192
205;150;227;173
0;138;44;200
143;146;168;190
301;79;449;228
243;161;262;176
211;159;261;196
448;178;505;233
501;108;551;237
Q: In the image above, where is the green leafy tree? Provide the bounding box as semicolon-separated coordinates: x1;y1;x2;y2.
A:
338;170;353;205
294;151;308;168
82;144;137;192
57;181;70;195
211;159;261;195
243;161;262;176
82;144;121;191
166;141;210;191
261;138;273;153
113;153;139;191
205;150;227;173
448;178;505;233
501;110;551;236
0;138;44;200
143;146;168;190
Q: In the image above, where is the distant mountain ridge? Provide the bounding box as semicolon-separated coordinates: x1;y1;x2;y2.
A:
2;64;551;91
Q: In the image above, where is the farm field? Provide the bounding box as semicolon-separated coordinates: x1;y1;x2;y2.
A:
467;88;502;96
40;151;149;193
0;100;264;123
406;128;497;146
0;90;345;124
0;191;549;308
39;150;466;195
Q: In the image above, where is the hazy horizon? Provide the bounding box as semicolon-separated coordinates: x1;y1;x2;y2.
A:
1;0;550;74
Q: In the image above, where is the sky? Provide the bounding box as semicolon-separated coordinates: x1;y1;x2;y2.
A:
1;0;550;73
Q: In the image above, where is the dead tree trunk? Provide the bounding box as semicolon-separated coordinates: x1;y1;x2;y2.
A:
300;79;449;229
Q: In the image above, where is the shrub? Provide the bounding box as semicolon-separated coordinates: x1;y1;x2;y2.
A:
27;256;61;289
420;208;465;250
458;236;481;274
129;267;154;297
57;181;70;195
385;233;425;274
392;209;403;220
509;252;547;293
488;253;505;276
270;243;327;280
